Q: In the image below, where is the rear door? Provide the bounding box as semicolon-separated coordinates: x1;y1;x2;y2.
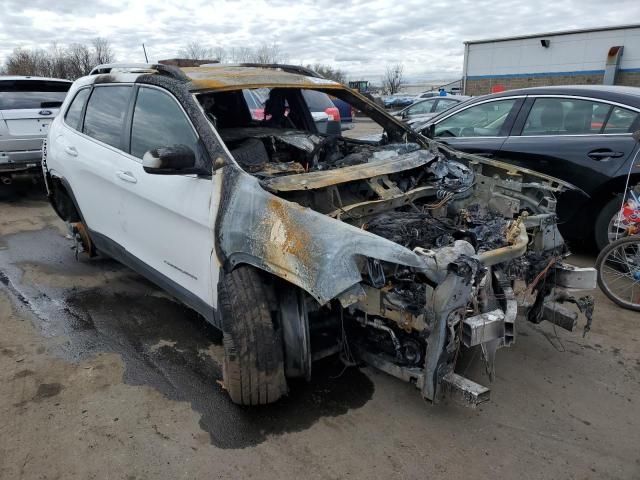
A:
431;97;524;156
498;95;640;196
0;79;70;154
54;84;134;243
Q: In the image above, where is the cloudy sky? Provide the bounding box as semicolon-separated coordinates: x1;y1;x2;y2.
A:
1;0;639;82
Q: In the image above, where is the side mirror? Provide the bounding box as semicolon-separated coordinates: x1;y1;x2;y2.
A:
633;129;640;143
143;144;197;174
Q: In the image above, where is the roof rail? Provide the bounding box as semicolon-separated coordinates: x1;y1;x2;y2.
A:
238;63;323;78
89;63;189;81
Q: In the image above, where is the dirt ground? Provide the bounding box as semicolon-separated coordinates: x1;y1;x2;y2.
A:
1;186;639;480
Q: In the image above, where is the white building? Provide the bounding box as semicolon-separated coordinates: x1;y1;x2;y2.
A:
462;24;640;95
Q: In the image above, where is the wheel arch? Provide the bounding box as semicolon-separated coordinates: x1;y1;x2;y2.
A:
46;173;82;223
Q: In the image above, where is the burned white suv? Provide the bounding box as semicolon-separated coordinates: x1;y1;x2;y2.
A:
1;76;71;185
44;63;596;406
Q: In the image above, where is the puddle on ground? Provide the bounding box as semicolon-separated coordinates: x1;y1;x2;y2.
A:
0;225;375;449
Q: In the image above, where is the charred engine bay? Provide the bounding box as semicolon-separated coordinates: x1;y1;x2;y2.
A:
222;128;520;347
221;127;422;175
221;127;511;256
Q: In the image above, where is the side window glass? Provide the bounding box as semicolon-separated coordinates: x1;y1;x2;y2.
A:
130;87;198;159
521;97;610;136
410;100;433;115
83;86;132;148
64;88;90;131
435;99;516;138
434;99;458;112
604;107;639;134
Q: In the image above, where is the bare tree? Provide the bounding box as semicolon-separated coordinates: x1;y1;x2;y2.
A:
382;63;404;94
178;41;215;60
227;46;253;63
250;42;288;64
306;63;347;84
212;46;227;63
2;38;116;80
67;43;93;77
92;37;115;65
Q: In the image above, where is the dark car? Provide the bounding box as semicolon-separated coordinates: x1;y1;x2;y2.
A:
418;85;640;249
383;95;416;109
331;96;353;124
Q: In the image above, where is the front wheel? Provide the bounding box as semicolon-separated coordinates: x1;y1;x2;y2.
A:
596;235;640;312
218;265;287;405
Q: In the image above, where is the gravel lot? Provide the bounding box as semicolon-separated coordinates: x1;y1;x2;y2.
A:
1;185;639;479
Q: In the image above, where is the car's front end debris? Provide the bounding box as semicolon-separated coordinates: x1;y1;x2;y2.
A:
213;96;596;405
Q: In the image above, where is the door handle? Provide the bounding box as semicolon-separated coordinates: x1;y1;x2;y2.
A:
587;149;624;160
116;170;137;184
64;146;78;157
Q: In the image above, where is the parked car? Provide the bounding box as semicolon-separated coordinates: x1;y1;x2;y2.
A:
417;91;439;99
44;63;594;407
416;85;640;249
243;88;339;133
330;96;353;124
396;95;470;125
0;76;72;184
383;94;415;109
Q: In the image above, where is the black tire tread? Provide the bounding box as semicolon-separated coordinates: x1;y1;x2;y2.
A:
219;266;287;405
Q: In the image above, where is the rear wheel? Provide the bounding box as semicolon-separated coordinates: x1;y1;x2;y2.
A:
219;265;287;405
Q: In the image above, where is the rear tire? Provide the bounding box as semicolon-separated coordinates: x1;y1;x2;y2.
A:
219;266;287;405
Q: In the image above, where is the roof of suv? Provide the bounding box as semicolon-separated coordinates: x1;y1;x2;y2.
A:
183;65;343;92
84;63;344;93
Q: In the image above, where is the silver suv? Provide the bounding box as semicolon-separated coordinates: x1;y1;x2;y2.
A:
0;76;71;184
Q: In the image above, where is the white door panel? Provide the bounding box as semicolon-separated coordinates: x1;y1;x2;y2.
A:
54;128;125;242
115;158;217;307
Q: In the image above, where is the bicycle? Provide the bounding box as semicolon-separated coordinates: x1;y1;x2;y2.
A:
596;234;640;311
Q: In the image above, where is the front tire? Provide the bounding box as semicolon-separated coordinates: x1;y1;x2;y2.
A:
219;266;287;405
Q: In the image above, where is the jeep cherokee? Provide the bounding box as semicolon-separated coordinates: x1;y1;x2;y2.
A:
43;63;596;406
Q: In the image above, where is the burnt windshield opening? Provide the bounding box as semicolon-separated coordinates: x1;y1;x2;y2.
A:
197;87;414;177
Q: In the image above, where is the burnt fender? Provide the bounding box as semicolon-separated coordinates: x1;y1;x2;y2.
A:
218;171;428;305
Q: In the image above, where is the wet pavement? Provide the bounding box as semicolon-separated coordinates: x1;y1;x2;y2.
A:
0;194;374;449
1;187;640;479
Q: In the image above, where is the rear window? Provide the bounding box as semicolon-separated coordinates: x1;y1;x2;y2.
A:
83;86;132;149
64;88;91;131
302;90;334;111
0;80;70;109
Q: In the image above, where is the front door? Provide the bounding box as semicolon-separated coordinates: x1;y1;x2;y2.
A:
114;86;217;311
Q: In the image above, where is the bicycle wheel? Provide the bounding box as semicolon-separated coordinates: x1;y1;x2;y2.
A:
596;235;640;312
